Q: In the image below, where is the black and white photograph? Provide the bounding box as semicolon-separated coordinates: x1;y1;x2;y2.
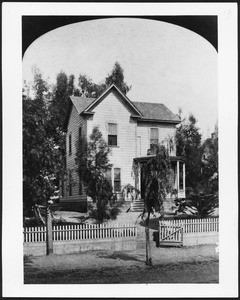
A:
2;2;238;298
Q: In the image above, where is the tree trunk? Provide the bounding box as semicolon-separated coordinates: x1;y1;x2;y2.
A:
145;211;152;266
46;206;53;255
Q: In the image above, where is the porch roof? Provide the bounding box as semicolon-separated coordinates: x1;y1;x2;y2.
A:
133;155;186;163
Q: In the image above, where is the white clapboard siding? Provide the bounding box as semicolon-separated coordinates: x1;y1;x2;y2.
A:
137;122;177;157
87;90;137;186
63;104;87;201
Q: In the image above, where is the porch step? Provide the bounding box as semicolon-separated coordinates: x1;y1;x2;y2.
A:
132;199;145;212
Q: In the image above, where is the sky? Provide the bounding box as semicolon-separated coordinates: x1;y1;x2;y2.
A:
23;17;218;139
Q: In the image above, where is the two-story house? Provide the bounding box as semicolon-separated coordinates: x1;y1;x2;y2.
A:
61;84;186;213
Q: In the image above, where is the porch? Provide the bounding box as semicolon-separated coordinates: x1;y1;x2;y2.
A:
133;155;186;213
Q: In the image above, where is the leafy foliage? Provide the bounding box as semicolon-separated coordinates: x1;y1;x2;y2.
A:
188;193;218;218
141;145;172;216
23;98;62;216
67;74;75;96
78;74;106;98
201;123;218;193
138;144;172;266
77;62;131;98
105;62;131;94
121;184;140;201
76;127;121;223
32;66;49;103
49;71;68;132
23;69;66;216
176;114;203;192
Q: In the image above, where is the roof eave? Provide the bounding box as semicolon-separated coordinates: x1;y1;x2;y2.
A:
134;155;186;163
137;118;180;124
130;114;141;119
80;111;95;116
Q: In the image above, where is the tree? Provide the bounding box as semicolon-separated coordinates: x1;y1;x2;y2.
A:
46;71;70;174
67;74;75;96
23;99;63;216
77;62;130;98
188;193;218;218
78;74;106;98
67;74;82;96
201;123;218;194
105;62;131;94
138;145;172;265
176;114;203;192
76;127;121;224
49;71;68;131
31;65;49;103
23;68;64;217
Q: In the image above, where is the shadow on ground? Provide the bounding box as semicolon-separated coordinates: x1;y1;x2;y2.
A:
97;251;142;262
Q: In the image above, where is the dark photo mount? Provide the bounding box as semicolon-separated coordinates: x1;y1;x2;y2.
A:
22;15;218;57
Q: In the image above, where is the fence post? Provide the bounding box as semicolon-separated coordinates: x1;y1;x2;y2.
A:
46;206;53;255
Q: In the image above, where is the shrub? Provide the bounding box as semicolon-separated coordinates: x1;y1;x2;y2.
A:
174;193;218;218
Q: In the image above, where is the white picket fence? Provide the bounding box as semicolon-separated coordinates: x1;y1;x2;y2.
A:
23;223;137;243
159;217;219;234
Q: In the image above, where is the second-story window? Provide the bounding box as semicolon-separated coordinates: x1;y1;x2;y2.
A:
69;134;72;155
150;128;158;149
108;123;117;146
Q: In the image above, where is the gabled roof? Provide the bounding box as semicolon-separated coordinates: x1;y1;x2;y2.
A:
63;96;96;131
63;84;180;131
83;84;142;116
71;96;96;114
132;101;180;123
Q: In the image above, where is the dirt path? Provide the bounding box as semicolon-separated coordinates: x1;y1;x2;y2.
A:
24;244;219;284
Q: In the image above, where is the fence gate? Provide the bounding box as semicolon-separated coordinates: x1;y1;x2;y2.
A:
158;224;183;247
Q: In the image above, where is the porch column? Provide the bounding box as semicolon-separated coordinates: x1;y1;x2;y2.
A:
183;163;186;191
138;163;141;193
177;160;179;197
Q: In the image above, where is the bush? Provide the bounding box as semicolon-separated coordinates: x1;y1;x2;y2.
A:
23;217;42;227
88;194;123;223
174;193;218;218
121;184;140;202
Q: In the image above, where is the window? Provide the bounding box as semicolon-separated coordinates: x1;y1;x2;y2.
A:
150;128;158;146
150;128;158;152
69;170;72;196
108;123;117;146
69;134;72;155
114;168;121;192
